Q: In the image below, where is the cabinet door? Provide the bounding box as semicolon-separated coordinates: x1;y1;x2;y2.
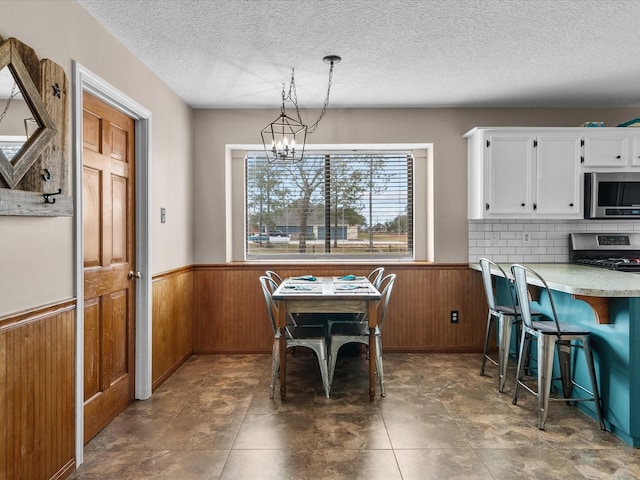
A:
582;132;628;167
631;135;640;167
486;135;533;215
535;135;581;217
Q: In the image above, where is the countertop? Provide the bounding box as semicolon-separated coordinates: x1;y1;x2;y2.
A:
469;263;640;297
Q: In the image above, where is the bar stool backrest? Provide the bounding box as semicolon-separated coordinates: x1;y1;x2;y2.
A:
479;258;517;313
510;264;561;337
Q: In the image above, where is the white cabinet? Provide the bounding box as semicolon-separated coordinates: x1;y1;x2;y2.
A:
535;135;581;216
631;135;640;167
582;130;629;168
466;128;582;219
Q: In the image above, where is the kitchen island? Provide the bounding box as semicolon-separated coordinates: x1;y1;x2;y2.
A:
470;262;640;447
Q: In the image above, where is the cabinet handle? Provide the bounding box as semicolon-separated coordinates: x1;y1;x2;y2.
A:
569;203;574;207
485;203;490;211
533;203;537;211
521;203;525;207
616;155;621;159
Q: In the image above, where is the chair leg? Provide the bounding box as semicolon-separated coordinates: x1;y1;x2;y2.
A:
313;343;331;399
512;331;530;405
497;314;514;393
328;338;347;388
537;335;557;430
270;340;279;399
480;311;494;376
582;337;606;430
375;335;385;396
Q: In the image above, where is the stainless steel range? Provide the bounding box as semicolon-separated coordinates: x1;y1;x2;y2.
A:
570;232;640;272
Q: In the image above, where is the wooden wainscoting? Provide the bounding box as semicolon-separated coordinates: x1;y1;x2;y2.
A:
0;300;76;480
193;264;486;354
152;267;194;390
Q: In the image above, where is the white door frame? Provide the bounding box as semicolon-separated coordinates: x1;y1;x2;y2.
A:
72;61;152;466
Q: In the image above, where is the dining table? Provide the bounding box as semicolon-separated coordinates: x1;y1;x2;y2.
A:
272;275;382;401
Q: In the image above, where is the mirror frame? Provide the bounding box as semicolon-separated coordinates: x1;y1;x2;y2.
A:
0;38;56;189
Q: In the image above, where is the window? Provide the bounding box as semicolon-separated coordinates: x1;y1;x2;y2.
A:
246;150;413;260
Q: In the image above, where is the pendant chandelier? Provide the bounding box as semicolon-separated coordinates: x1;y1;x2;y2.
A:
261;55;340;163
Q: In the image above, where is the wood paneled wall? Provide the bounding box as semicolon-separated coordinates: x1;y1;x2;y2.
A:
193;264;487;354
0;300;76;480
152;267;194;390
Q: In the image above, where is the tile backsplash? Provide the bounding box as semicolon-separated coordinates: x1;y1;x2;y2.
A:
468;219;640;263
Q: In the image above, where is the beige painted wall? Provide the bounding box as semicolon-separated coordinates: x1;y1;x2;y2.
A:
0;1;193;315
193;107;640;264
3;1;639;315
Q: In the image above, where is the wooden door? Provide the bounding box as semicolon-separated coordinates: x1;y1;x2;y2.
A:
82;91;136;443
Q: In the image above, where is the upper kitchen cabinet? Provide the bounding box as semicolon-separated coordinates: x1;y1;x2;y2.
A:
466;128;582;220
631;134;640;167
581;130;629;168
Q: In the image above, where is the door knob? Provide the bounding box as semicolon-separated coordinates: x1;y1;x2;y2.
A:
128;271;142;280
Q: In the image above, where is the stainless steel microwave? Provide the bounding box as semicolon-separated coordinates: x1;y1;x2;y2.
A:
584;172;640;219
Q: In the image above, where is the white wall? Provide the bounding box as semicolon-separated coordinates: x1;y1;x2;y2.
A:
0;1;193;315
193;107;640;264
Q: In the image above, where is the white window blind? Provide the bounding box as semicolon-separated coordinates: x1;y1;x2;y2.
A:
246;151;413;260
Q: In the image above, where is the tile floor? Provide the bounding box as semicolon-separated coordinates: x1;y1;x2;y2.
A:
70;352;640;479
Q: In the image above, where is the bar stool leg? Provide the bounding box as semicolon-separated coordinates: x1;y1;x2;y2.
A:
497;314;514;393
480;311;495;376
582;337;606;430
537;335;557;430
557;340;573;402
512;332;530;405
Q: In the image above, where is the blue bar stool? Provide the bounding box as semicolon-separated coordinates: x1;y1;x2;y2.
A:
510;264;605;431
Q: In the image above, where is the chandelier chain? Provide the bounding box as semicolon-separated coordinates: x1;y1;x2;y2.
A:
285;60;335;134
0;83;20;126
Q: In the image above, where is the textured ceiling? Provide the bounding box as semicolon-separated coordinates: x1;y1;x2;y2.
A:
77;0;640;109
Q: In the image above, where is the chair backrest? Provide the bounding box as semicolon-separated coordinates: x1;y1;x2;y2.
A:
265;270;283;285
377;273;396;331
259;275;279;334
368;267;385;289
510;264;561;336
479;258;516;313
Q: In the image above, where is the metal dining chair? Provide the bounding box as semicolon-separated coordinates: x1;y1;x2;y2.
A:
510;264;605;431
327;273;396;396
259;276;331;399
265;270;283;285
368;266;385;289
326;267;386;336
265;270;325;329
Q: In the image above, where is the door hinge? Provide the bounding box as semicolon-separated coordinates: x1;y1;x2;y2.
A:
486;140;490;148
485;203;490;211
533;140;538;148
580;156;584;164
580;139;585;147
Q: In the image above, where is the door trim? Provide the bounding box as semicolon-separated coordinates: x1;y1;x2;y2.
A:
72;61;152;466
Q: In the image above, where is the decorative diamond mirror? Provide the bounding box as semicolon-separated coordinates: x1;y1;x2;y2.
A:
0;38;56;189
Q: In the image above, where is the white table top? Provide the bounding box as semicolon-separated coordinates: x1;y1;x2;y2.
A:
273;276;382;301
470;263;640;297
